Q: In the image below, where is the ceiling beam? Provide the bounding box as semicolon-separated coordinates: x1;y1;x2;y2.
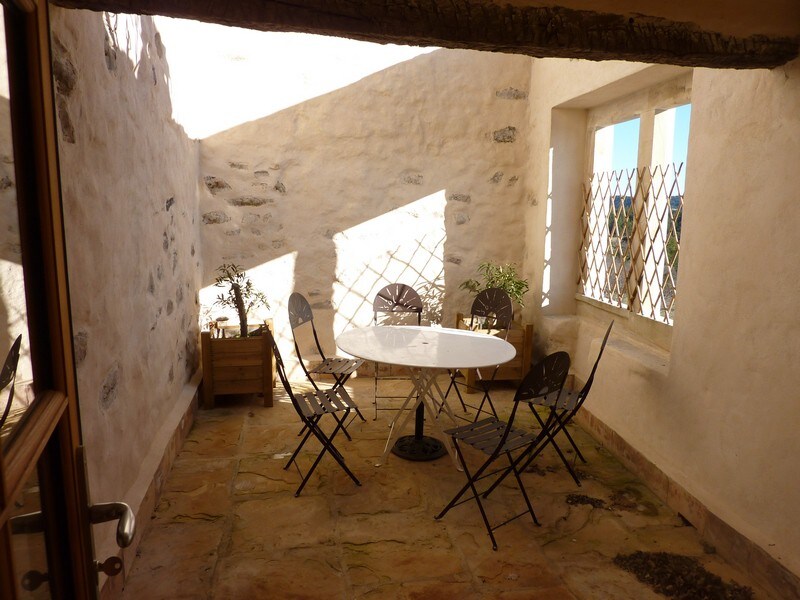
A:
52;0;799;68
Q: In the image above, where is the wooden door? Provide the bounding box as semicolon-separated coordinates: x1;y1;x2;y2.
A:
0;2;102;598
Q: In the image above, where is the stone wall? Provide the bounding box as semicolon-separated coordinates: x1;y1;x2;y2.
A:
197;48;532;372
49;8;201;564
526;55;800;587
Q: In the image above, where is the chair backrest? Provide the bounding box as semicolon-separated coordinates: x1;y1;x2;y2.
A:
515;351;571;407
0;335;23;429
287;291;327;363
469;288;513;333
373;283;423;326
492;351;570;454
288;292;314;331
573;321;614;408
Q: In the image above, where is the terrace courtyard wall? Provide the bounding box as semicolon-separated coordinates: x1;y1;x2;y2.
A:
50;8;202;569
194;47;533;370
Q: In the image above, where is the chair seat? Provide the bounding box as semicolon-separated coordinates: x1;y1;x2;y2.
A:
446;418;539;455
295;387;358;420
534;389;580;411
310;356;363;376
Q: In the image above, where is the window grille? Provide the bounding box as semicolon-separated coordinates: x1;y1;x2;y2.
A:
580;163;684;325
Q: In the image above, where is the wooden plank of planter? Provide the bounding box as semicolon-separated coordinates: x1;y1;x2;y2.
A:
200;329;274;409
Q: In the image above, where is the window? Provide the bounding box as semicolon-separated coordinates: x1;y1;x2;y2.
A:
580;103;690;325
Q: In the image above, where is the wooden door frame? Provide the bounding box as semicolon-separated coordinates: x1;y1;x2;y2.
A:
1;0;95;597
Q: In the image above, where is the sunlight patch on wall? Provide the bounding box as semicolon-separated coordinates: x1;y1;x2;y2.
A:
541;147;554;308
154;17;437;139
332;191;447;335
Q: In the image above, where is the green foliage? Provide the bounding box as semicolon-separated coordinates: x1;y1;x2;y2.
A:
460;261;530;308
213;264;269;337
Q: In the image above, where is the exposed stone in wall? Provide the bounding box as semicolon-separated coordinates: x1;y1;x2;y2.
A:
493;126;517;143
74;330;88;365
401;171;424;185
99;363;120;410
448;193;471;203
497;87;528;100
202;211;231;224
228;196;270;207
204;175;230;194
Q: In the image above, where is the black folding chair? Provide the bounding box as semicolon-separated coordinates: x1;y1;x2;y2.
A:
522;321;614;486
0;335;23;432
444;288;513;421
269;331;361;497
288;292;365;426
371;283;423;420
435;351;571;550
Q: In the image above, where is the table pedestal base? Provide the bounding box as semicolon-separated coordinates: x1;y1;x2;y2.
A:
391;435;447;461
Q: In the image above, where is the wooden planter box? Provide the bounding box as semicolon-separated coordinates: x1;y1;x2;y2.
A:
455;313;533;393
200;326;275;409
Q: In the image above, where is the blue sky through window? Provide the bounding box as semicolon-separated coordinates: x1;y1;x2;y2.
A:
609;104;691;188
611;117;640;173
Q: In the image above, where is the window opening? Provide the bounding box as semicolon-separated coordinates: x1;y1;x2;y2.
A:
581;104;690;325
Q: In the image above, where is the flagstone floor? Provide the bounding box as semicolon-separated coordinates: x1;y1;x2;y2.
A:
120;378;770;599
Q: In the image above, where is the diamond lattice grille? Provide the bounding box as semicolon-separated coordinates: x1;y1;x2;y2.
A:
580;163;684;324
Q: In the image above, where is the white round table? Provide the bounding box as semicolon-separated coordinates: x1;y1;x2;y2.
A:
336;326;516;463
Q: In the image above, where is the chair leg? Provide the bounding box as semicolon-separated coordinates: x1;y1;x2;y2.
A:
472;386;498;422
504;452;539;526
443;370;468;413
554;413;586;463
285;416;320;470
294;414;360;496
435;441;499;550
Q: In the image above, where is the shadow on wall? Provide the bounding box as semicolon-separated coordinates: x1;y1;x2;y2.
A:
197;47;530;367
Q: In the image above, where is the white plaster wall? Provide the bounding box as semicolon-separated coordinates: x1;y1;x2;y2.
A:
196;47;533;372
49;8;201;563
527;55;800;576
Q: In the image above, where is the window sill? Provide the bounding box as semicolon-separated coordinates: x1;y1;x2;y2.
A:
575;294;672;353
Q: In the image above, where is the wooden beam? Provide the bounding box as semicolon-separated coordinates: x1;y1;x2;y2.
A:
50;0;799;68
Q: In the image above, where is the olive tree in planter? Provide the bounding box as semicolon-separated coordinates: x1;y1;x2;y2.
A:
200;264;274;409
457;261;533;386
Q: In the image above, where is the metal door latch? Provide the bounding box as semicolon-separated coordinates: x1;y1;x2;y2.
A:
88;501;136;548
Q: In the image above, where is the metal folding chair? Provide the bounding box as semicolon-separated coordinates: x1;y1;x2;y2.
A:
521;321;614;486
436;351;571;550
269;331;361;497
288;292;365;426
371;283;423;420
444;288;513;421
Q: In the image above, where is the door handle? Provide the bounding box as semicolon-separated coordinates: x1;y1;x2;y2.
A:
88;501;136;548
10;502;135;548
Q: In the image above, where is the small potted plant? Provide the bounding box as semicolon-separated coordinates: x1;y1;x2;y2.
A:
459;261;530;308
212;263;270;337
201;264;274;409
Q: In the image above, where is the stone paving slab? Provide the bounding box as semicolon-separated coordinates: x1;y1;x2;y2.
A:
121;378;773;599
